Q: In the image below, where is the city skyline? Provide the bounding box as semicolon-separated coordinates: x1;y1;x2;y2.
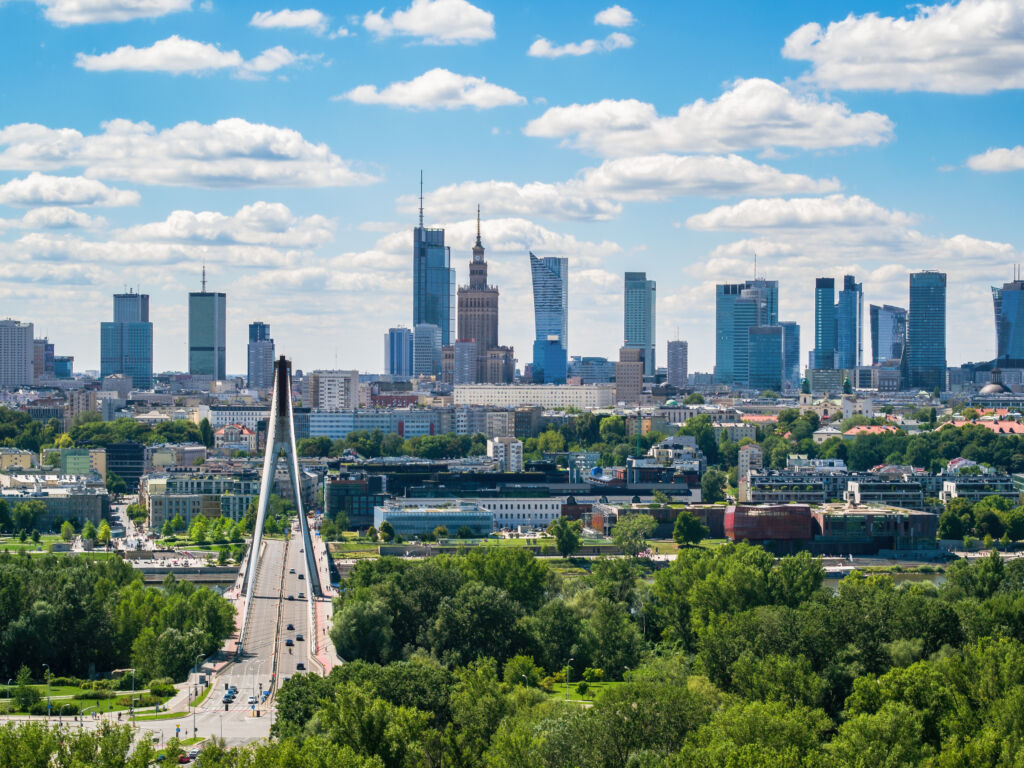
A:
1;1;1023;374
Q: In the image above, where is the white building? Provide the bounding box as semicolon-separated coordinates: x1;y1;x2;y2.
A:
737;443;763;502
454;384;615;409
487;436;524;472
308;370;359;410
393;496;564;531
0;319;34;389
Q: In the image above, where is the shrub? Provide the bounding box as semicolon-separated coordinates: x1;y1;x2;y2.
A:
582;667;604;683
78;690;116;700
575;680;589;696
149;682;176;698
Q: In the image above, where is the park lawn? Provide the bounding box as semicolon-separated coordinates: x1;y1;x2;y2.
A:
649;539;681;555
545;559;589;576
546;680;624;704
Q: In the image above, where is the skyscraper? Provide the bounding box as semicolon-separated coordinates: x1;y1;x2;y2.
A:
189;270;227;379
714;278;778;385
869;304;907;363
908;271;946;391
413;177;455;346
779;321;800;388
0;319;34;389
992;275;1024;359
247;321;274;390
813;277;836;369
667;340;688;388
835;274;863;370
385;326;414;377
100;291;153;389
623;272;656;376
413;323;442;376
530;252;568;379
33;338;54;382
457;209;510;382
748;325;784;391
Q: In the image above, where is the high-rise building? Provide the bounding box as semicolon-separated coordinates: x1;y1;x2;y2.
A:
615;347;645;403
247;321;274;390
32;338;54;382
413;323;442;376
189;271;226;379
992;276;1024;359
308;370;359;410
456;209;501;382
453;340;477;385
714;278;778;385
413;180;455;346
813;277;836;369
908;271;946;391
779;321;800;388
624;272;656;376
532;338;567;384
100;291;153;389
54;356;73;379
870;304;907;364
0;319;34;389
747;325;784;391
487;436;524;473
835;274;863;370
667;340;688;388
530;252;569;378
385;326;414;377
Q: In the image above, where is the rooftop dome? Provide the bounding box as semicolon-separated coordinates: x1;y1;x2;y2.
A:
980;367;1012;395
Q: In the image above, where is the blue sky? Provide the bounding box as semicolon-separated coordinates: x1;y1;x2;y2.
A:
1;0;1022;376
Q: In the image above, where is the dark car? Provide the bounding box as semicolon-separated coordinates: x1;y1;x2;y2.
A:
289;568;295;574
296;662;305;671
296;634;303;641
286;623;294;630
298;573;304;580
298;592;305;599
285;639;293;646
287;594;293;600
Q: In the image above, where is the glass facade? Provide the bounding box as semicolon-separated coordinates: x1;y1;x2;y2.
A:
992;279;1024;360
530;252;569;375
188;292;227;379
532;338;567;384
413;226;455;346
247;321;274;390
413;323;441;376
813;277;836;369
908;271;946;391
715;279;778;385
869;304;907;363
623;272;656;376
100;292;152;389
835;274;863;370
748;325;784;391
779;321;800;388
386;326;414;377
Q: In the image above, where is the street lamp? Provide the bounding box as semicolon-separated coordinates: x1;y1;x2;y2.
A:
192;653;202;737
565;658;574;702
127;668;136;724
42;664;50;721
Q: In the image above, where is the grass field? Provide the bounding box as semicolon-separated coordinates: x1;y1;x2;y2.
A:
545;680;623;703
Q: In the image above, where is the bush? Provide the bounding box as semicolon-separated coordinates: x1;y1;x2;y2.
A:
575;680;590;696
538;676;556;692
116;693;163;708
29;700;80;716
148;682;176;698
78;689;116;700
582;667;604;683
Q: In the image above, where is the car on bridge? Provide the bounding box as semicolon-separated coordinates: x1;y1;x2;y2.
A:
298;592;305;599
296;634;303;641
298;573;304;580
296;662;305;671
286;623;294;630
285;639;293;646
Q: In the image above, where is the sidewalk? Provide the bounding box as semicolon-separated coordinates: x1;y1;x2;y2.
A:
310;533;340;672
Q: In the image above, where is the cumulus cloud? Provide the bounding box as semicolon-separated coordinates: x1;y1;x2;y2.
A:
594;4;634;27
401;155;839;221
74;35;315;78
33;0;191;25
783;0;1024;94
966;145;1024;172
0;118;377;188
0;206;105;231
339;68;525;109
528;31;632;58
0;173;139;207
250;8;328;33
363;0;494;44
686;194;914;230
524;78;893;155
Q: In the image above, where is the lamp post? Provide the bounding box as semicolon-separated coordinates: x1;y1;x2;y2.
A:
192;654;202;737
565;658;573;703
128;668;136;724
42;664;50;722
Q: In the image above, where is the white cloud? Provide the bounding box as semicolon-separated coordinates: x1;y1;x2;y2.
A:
402;154;839;221
0;172;139;206
339;68;525;109
363;0;494;44
0;118;377;188
33;0;191;25
74;35;314;78
594;4;634;27
0;206;105;231
524;78;893;156
250;8;328;34
966;145;1024;172
783;0;1024;94
528;31;632;58
686;194;914;230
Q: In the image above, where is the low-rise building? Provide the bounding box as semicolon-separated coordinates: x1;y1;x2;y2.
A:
373;500;493;538
0;448;35;471
214;423;257;454
453;384;616;410
845;479;926;510
0;473;107;529
940;475;1019;505
141;470;261;529
325;473;387;530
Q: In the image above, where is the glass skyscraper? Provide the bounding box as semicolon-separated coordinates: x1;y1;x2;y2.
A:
413;323;441;376
530;252;568;378
779;321;800;388
992;278;1024;360
813;277;835;369
189;286;227;379
413;223;455;347
908;271;946;391
247;321;274;390
385;326;414;377
623;272;656;376
100;291;153;388
870;304;907;363
714;278;778;386
835;274;863;370
748;325;784;391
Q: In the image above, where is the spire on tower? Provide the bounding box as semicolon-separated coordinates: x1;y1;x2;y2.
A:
201;262;206;292
475;204;482;247
419;170;424;228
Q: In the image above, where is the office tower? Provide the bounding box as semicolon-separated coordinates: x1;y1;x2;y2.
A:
32;338;54;382
385;326;414;377
456;208;501;382
835;274;863;370
247;321;274;390
54;356;73;379
189;270;227;379
100;291;153;389
623;272;656;376
453;340;477;385
714;278;778;385
568;355;617;384
530;252;569;379
992;274;1024;359
413;323;442;376
532;338;567;384
667;340;688;388
870;304;907;363
748;325;784;391
413;178;455;346
308;370;359;409
779;321;800;388
813;277;836;369
0;319;34;388
615;347;645;403
907;271;946;391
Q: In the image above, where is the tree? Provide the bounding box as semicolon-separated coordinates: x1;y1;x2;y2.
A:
60;520;75;542
105;472;127;496
683;393;705;404
456;525;473;539
13;665;39;711
82;520;97;544
428;582;520;667
433;525;449;540
379;521;395;542
547;516;582;558
612;513;656;558
330;599;395;663
673;511;709;546
98;520;112;548
198;418;214;448
11;501;45;533
161;519;173;538
701;468;727;503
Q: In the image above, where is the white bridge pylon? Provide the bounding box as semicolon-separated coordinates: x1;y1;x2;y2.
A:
238;356;321;653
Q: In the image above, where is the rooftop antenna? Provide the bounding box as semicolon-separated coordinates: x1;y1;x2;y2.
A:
201;262;207;292
753;251;757;281
477;204;481;238
419;170;424;228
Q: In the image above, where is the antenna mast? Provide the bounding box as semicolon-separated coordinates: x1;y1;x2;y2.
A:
201;262;207;292
418;171;424;228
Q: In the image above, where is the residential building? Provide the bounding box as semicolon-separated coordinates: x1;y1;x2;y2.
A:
413;323;442;376
814;277;836;369
870;304;907;364
530;252;568;377
0;475;107;529
908;271;946;391
413;192;455;346
453;383;616;409
0;448;34;471
100;292;155;389
940;475;1018;505
487;436;524;473
737;444;763;502
142;470;261;528
385;326;414;377
623;272;656;376
835;275;863;370
188;272;227;380
0;319;34;389
308;370;359;410
214;423;257;454
666;341;688;388
247;321;274;390
615;347;645;403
